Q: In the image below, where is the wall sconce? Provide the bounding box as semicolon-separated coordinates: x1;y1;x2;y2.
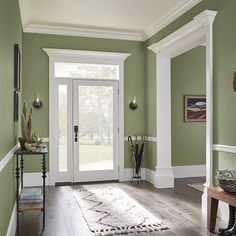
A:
129;96;138;110
33;97;43;109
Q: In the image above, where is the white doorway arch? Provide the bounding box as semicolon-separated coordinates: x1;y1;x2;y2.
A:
148;10;217;195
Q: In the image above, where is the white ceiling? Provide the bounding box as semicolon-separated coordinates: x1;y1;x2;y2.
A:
19;0;202;41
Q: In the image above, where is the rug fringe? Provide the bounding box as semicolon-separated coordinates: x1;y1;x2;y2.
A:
94;223;169;236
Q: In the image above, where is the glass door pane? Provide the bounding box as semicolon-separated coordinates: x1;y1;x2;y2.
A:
58;85;68;172
78;85;114;171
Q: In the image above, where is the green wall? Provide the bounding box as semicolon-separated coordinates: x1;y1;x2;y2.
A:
171;46;206;166
145;0;236;174
22;33;146;171
0;0;22;235
2;0;236;233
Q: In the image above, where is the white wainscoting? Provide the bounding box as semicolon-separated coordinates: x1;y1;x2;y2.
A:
6;203;16;236
23;172;50;187
124;136;157;142
0;144;19;236
0;144;19;172
213;144;236;154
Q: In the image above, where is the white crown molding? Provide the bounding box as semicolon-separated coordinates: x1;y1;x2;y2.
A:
18;0;30;28
0;144;19;172
43;48;131;61
213;144;236;154
144;0;203;40
24;23;145;41
148;10;217;56
19;0;202;41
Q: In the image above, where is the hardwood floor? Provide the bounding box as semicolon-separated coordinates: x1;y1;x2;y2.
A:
18;177;225;236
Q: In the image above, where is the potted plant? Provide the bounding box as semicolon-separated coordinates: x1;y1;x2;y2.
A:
18;102;31;149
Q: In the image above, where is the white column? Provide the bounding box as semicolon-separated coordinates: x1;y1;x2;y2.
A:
154;57;174;188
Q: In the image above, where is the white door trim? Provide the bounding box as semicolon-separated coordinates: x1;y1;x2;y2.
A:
148;10;217;189
43;48;130;185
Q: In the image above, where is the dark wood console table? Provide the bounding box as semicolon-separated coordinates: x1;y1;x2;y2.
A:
207;187;236;232
14;147;48;234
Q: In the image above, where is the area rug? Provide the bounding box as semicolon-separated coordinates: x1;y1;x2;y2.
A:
73;186;169;235
187;183;204;192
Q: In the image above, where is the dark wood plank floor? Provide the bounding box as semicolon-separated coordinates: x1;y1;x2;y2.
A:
18;177;226;236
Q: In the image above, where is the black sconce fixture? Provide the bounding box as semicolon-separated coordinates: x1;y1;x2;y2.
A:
33;97;43;109
129;96;138;110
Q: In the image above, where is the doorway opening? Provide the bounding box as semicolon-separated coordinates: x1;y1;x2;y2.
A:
171;46;206;194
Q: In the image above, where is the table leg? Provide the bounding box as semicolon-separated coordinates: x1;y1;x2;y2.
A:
20;155;24;189
15;154;20;235
42;154;46;230
207;196;218;232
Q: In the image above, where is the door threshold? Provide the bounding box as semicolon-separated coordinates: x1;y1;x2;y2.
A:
55;180;119;186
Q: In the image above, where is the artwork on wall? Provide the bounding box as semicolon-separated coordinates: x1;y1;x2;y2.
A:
14;44;21;91
13;43;20;122
14;91;19;122
184;95;206;122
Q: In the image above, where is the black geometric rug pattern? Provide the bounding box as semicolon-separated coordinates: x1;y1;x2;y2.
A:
73;186;169;235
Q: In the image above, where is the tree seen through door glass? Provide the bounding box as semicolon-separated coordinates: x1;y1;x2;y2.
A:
55;62;119;80
79;85;113;171
58;85;68;172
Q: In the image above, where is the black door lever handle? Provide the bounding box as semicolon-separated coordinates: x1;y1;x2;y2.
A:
74;125;78;142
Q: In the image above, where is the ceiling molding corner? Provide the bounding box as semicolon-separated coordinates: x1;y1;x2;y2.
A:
18;0;30;28
144;0;203;40
23;23;145;41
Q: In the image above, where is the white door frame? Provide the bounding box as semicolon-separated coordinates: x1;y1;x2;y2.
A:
43;48;130;185
148;10;217;207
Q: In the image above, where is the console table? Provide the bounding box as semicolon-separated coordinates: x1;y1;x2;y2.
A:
14;147;48;234
208;187;236;232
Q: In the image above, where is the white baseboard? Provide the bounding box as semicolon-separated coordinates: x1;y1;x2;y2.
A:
201;187;207;215
123;168;155;184
154;167;174;188
173;165;206;178
202;186;228;221
218;201;229;221
23;172;50;187
6;203;16;236
145;168;155;184
24;170;153;186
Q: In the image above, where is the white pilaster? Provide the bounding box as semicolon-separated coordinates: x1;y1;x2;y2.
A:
148;10;217;191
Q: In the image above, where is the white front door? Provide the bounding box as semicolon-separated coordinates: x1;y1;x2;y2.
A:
73;80;119;182
53;79;118;183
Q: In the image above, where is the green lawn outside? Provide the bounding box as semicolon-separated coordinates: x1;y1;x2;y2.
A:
59;144;113;171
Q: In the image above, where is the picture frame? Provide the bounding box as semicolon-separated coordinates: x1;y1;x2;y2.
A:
14;44;21;91
184;95;206;122
14;91;19;122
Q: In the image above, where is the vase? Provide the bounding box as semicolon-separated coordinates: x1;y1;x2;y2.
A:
25;142;37;152
18;137;27;150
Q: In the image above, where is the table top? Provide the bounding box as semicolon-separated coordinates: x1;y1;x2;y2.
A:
14;147;48;155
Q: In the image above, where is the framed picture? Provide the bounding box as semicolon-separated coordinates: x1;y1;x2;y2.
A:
14;44;21;91
14;91;19;122
184;95;206;122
